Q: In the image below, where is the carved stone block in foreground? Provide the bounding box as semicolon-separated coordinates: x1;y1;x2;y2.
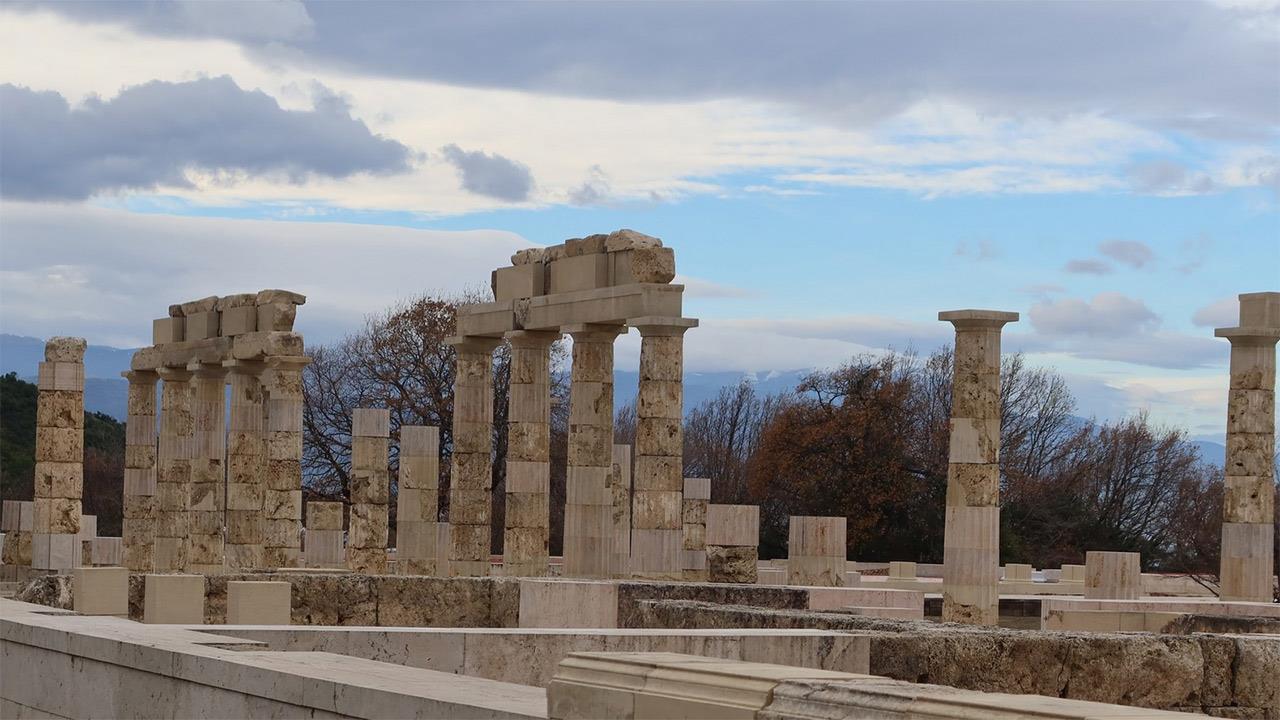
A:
787;515;846;587
939;308;1017;625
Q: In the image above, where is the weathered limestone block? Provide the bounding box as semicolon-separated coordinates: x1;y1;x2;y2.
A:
604;228;662;252
1084;550;1141;600
448;336;501;576
707;545;759;583
787;516;846;587
564;325;623;579
609;444;632;577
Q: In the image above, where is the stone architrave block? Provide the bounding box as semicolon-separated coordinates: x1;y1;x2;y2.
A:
226;580;292;624
548;254;610;294
143;574;205;624
518;579;618;628
185;311;220;340
152;317;185;345
1239;291;1280;328
72;567;128;616
220;306;258;336
705;505;759;547
494;264;547;301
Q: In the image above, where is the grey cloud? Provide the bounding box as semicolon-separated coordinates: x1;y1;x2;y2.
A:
1029;292;1157;338
25;2;1280;133
1063;259;1113;275
9;0;314;42
0;77;412;201
1192;297;1238;328
1098;239;1155;269
1129;160;1217;195
440;144;533;202
568;165;611;206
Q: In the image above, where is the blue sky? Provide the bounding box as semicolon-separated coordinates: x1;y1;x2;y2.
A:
1;1;1277;440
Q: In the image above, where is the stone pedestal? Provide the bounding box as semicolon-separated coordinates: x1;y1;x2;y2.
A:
448;336;502;576
143;573;204;624
154;366;194;572
938;309;1018;625
630;317;697;580
225;361;266;571
681;478;710;581
305;501;345;568
227;581;292;624
398;425;441;575
1216;292;1279;603
564;325;625;579
706;504;759;583
32;337;86;571
73;567;128;616
262;357;309;569
187;363;227;574
609;445;632;577
787;516;846;587
504;331;558;577
349;408;390;574
1084;551;1141;600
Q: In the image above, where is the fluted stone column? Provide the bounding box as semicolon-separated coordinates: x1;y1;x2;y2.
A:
564;324;625;578
1217;292;1280;602
609;444;632;577
939;309;1018;625
504;330;558;577
123;370;159;572
187;362;228;574
630;317;697;580
33;337;86;570
263;356;309;568
398;425;441;575
154;367;194;572
349;408;390;573
448;336;502;576
225;360;266;571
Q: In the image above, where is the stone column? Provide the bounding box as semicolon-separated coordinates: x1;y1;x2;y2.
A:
349;408;390;574
187;362;228;574
225;360;266;571
630;317;697;580
787;516;846;587
706;504;759;583
305;501;345;568
1217;291;1280;602
1084;550;1141;600
682;478;710;581
448;336;502;576
398;425;441;575
504;331;558;577
564;324;625;579
609;444;632;577
33;337;86;570
938;309;1018;625
122;370;159;572
154;366;194;572
263;356;309;568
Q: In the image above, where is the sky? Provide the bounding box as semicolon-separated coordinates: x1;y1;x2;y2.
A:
0;1;1277;441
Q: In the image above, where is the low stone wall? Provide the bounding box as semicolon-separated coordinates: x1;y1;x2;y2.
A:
632;599;1280;718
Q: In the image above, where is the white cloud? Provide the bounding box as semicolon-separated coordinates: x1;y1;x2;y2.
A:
0;202;527;347
1193;297;1239;327
1098;239;1155;269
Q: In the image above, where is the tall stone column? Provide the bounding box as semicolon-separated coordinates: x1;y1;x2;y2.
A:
398;425;440;575
609;444;632;577
938;309;1018;625
33;337;86;570
448;336;502;576
224;360;266;571
263;356;309;568
1217;291;1280;602
349;408;390;573
154;367;194;572
123;370;159;572
187;362;228;574
564;324;626;578
504;330;558;577
630;317;697;580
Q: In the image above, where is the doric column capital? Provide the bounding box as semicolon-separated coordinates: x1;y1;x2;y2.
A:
504;329;561;349
938;309;1019;330
155;366;194;383
186;360;230;379
628;316;698;337
121;369;159;385
446;335;504;354
1215;326;1280;346
564;323;628;343
222;358;267;376
264;354;313;371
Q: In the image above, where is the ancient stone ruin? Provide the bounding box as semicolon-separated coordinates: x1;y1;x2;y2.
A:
1;240;1277;720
